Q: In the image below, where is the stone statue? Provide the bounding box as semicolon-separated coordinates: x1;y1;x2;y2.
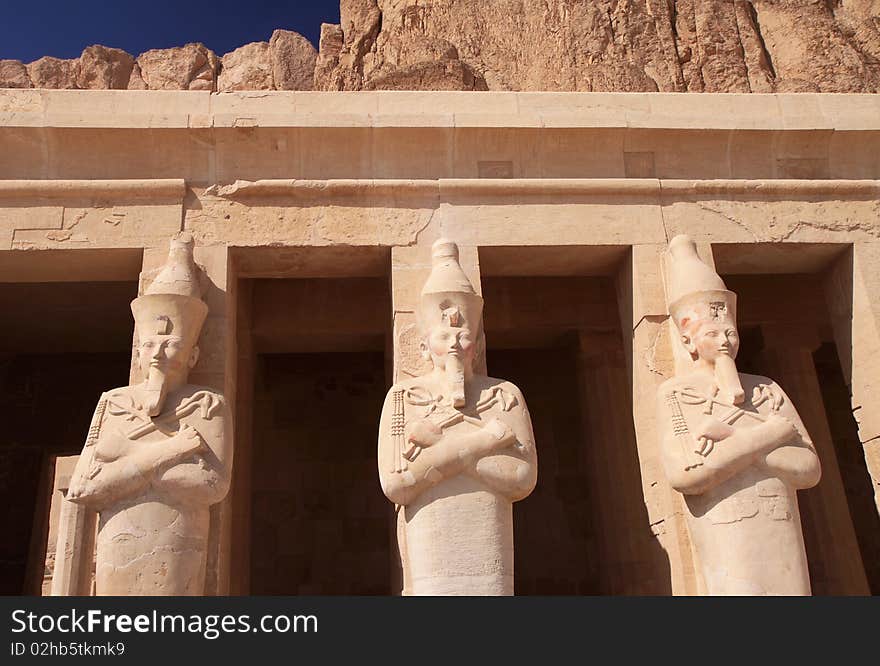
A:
67;233;232;595
378;239;538;595
657;235;821;595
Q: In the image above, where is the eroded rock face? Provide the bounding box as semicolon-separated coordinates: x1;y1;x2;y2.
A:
77;45;134;90
127;63;148;90
0;60;32;88
26;57;79;89
218;42;274;91
269;29;318;90
363;60;487;91
137;43;219;91
9;1;880;92
314;0;880;92
315;23;346;90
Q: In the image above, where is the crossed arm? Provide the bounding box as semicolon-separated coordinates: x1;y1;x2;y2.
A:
658;378;821;495
378;387;537;507
658;383;819;496
68;400;232;510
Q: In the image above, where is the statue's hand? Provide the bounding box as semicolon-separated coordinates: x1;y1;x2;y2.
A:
693;415;735;456
762;413;799;448
170;425;204;458
753;383;784;411
94;430;133;463
695;415;735;443
407;418;443;448
482;418;518;451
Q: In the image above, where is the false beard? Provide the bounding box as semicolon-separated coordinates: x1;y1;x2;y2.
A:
142;367;169;417
445;354;466;408
714;353;745;406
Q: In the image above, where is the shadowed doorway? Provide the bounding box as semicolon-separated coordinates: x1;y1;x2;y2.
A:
0;275;137;594
482;271;671;595
238;275;393;594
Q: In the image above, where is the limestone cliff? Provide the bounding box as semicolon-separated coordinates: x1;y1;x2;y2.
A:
316;0;880;92
2;1;879;92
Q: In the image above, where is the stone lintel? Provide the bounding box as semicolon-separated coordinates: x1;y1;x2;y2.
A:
3;91;879;131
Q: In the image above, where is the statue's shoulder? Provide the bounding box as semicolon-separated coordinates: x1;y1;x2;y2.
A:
483;376;524;397
175;385;228;417
100;385;138;409
658;375;691;396
179;384;225;400
387;375;426;395
102;384;133;399
479;376;527;409
737;372;779;391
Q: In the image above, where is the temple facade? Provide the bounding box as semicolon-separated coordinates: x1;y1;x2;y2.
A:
1;89;879;595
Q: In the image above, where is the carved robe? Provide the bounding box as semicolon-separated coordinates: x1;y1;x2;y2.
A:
69;385;231;595
658;371;820;595
378;375;537;595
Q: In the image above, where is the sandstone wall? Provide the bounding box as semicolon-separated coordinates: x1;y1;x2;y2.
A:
3;2;880;92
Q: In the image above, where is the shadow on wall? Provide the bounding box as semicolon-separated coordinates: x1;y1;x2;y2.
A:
493;343;671;596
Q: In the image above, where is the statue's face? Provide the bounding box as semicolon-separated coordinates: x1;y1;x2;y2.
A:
138;334;197;378
687;321;740;363
424;324;476;371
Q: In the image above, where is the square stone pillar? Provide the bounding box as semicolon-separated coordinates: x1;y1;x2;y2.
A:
755;323;870;595
824;243;880;517
49;457;96;596
229;278;253;595
575;330;673;594
615;244;700;595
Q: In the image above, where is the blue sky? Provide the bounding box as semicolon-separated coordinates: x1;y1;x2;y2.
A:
1;1;341;62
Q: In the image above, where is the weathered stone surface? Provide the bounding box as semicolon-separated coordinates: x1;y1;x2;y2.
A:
269;29;317;90
0;60;32;88
137;43;219;91
313;0;880;92
218;42;274;92
4;91;880;598
12;1;880;92
379;239;537;595
658;234;823;595
742;0;878;93
26;57;79;89
360;32;487;90
127;63;148;90
77;45;134;90
314;23;345;90
363;60;487;91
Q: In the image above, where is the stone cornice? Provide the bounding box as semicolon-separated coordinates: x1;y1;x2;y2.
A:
0;179;187;199
210;178;880;202
2;177;875;204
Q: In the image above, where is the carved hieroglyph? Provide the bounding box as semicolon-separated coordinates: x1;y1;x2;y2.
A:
66;233;232;595
378;239;537;595
657;235;821;595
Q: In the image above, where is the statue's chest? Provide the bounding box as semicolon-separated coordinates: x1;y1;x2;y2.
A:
95;393;190;462
401;384;513;427
671;382;773;433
